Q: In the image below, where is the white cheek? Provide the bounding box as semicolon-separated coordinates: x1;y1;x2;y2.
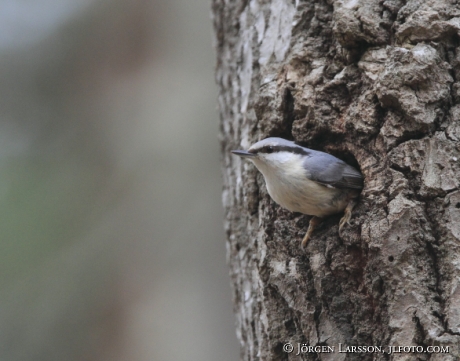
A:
253;153;307;194
263;152;303;169
268;153;304;177
266;152;292;164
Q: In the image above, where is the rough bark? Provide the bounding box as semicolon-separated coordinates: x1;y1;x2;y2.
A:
213;0;460;360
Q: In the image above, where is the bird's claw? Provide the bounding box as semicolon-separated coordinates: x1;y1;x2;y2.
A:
339;213;351;233
338;199;357;236
301;216;321;248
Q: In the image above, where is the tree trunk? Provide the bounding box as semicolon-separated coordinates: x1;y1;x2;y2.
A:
213;0;460;360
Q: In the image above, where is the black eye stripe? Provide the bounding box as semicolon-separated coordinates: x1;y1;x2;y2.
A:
254;145;310;155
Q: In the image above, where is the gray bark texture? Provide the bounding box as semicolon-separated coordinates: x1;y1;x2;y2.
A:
213;0;460;360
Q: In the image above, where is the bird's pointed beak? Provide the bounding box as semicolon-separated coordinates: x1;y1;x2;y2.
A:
231;150;257;158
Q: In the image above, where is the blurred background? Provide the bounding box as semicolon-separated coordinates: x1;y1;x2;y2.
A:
0;0;239;360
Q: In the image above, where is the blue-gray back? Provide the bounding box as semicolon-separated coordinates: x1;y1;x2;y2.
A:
302;150;363;189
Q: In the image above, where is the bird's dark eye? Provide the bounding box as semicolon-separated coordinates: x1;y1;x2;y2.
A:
265;146;274;153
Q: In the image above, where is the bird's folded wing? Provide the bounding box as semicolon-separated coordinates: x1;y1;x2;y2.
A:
303;153;364;190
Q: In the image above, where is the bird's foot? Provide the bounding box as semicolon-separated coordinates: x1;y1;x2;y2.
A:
339;199;358;235
301;216;322;248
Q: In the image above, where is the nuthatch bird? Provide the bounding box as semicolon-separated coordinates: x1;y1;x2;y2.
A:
232;138;363;248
